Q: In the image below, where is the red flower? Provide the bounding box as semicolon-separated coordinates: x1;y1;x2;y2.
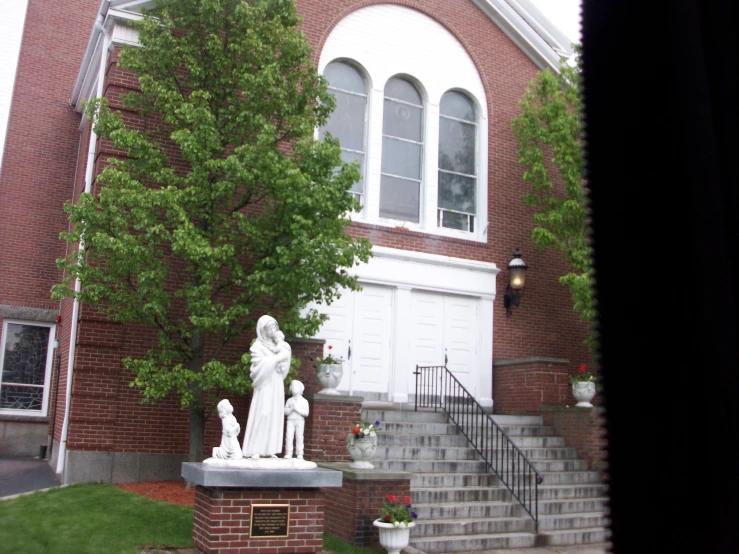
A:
328;345;333;350
578;363;587;373
387;495;398;502
404;496;411;505
352;425;361;435
385;514;391;522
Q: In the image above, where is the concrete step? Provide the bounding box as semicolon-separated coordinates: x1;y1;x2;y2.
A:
412;486;511;504
411;531;537;552
491;415;544;425
377;445;478;460
362;409;448;424
484;446;578;460
373;459;488;473
498;424;557;437
413;516;535;537
531;459;589;472
537;512;608;531
537;527;611;546
538;497;609;515
498;436;567;447
411;472;500;488
537;484;608;500
379;433;469;447
536;471;604;485
381;421;458;435
412;501;520;520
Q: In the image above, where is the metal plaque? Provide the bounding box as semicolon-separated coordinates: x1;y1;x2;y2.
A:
249;504;290;538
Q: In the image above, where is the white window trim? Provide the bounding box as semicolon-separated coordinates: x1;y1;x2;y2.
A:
318;5;490;243
0;319;56;417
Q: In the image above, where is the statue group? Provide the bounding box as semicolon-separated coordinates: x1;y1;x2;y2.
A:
205;315;315;469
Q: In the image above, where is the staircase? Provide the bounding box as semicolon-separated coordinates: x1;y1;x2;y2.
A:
364;407;609;553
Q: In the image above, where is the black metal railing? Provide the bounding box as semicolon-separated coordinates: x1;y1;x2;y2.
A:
414;364;544;531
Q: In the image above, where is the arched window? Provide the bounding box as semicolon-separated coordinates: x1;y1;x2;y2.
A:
320;61;368;204
438;91;477;231
379;77;424;223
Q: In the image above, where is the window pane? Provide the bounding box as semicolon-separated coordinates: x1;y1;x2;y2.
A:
2;324;50;386
440;91;476;121
439;118;476;176
384;78;421;105
438;171;476;214
382;100;422;142
380;175;420;222
341;150;365;194
324;62;365;94
381;137;422;180
0;385;43;411
440;210;470;231
321;90;366;152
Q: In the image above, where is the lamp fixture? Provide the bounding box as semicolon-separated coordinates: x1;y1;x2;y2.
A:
504;248;528;317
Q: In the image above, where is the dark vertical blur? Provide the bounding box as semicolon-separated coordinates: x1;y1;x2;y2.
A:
582;0;739;551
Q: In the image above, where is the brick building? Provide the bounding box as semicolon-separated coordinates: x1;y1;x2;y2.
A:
0;0;592;484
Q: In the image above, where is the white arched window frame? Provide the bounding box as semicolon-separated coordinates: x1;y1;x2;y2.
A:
319;60;370;209
317;5;489;242
379;76;425;224
437;90;479;232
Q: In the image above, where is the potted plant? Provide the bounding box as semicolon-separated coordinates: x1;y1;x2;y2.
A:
346;420;380;469
314;345;343;395
570;363;596;407
373;494;418;554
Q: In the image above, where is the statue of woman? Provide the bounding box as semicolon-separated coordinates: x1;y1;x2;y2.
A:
241;315;291;459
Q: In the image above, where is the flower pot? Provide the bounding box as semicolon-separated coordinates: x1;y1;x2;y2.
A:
316;363;343;395
373;520;416;554
346;433;377;469
572;381;596;408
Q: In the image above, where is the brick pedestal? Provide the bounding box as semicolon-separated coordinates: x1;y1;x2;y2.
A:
303;394;363;462
318;462;412;547
539;406;608;470
182;464;342;554
493;357;570;414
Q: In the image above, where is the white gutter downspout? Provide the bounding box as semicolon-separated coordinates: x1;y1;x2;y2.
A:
56;17;111;481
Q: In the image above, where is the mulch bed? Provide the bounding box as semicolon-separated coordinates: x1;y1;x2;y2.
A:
115;481;195;507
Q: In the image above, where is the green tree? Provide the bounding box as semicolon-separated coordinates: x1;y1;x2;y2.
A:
511;51;596;350
53;0;372;462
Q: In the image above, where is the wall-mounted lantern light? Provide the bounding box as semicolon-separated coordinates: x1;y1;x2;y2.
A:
504;248;528;317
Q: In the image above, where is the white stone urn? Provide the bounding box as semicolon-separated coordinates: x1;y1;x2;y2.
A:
315;363;343;395
373;520;416;554
572;381;596;408
346;433;377;469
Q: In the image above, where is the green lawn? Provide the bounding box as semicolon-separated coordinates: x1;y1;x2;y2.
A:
0;483;194;554
0;483;385;554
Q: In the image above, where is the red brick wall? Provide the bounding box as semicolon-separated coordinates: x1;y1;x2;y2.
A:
324;478;411;547
540;408;608;470
303;397;362;462
493;360;571;414
194;486;324;554
1;0;592;462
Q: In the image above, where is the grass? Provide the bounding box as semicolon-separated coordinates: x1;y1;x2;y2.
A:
323;533;385;554
0;483;194;554
0;484;387;554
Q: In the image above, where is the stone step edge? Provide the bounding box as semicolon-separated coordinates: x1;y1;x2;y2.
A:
415;515;535;525
539;496;610;505
537;526;609;536
413;500;514;508
411;531;537;544
538;511;609;520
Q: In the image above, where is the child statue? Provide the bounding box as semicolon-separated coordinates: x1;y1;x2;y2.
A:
212;399;243;460
284;380;309;459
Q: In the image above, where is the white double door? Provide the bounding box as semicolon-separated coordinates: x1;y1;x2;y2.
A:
409;291;479;395
313;284;394;395
313;284;480;400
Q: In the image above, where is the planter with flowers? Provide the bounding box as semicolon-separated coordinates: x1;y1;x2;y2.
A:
570;363;596;408
346;420;380;469
373;494;417;554
315;345;343;395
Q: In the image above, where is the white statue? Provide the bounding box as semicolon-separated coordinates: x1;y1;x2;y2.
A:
241;315;291;460
211;399;243;460
284;380;309;459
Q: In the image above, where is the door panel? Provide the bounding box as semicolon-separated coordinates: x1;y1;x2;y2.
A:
444;295;478;394
351;285;393;393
